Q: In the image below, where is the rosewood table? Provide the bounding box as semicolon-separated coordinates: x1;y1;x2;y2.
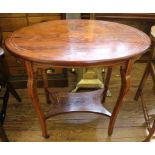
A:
5;20;151;138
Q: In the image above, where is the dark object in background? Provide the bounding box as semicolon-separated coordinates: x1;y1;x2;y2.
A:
0;29;21;142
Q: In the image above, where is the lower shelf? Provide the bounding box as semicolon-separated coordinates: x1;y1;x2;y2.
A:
45;88;111;119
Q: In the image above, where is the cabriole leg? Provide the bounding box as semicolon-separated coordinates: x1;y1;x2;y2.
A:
25;61;49;138
41;69;51;104
108;60;133;136
102;67;112;103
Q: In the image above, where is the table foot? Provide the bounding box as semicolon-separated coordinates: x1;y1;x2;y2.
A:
43;134;50;139
45;88;111;118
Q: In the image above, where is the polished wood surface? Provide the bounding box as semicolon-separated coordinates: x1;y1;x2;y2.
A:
4;20;151;138
46;88;111;118
82;13;155;64
5;20;150;67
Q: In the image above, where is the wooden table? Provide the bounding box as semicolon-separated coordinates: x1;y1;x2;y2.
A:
5;20;151;138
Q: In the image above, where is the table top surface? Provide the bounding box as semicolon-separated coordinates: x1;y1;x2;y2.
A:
5;20;151;67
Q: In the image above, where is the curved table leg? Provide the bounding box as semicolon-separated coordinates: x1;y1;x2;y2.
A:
25;61;49;138
144;120;155;142
41;69;51;104
108;60;133;136
102;67;112;103
134;63;150;101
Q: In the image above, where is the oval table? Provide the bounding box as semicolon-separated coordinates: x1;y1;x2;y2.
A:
5;20;151;138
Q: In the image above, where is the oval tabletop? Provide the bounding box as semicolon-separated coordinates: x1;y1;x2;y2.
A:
5;20;151;67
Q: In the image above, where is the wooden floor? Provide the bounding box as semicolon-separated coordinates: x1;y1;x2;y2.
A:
1;63;155;142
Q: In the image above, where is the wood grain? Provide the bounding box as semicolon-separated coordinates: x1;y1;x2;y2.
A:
5;20;151;67
28;16;61;25
46;88;111;118
81;13;155;21
0;17;28;32
27;13;60;17
0;13;26;18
